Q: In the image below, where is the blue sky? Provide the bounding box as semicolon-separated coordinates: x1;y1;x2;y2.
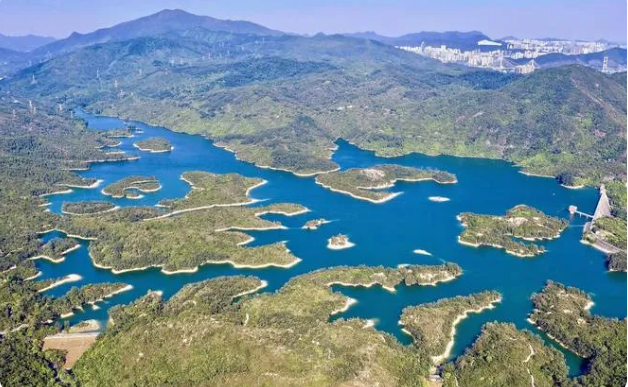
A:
0;0;625;42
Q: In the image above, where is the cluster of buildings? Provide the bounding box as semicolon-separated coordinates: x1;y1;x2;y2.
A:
398;38;619;74
504;38;608;56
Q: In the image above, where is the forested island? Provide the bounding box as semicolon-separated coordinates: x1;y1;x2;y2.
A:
133;137;172;153
57;202;308;273
157;171;265;212
458;205;568;257
101;176;161;199
316;165;456;203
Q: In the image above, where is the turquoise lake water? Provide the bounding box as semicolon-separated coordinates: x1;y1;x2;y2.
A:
38;110;626;374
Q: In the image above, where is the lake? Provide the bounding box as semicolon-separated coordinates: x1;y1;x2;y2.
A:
38;110;626;374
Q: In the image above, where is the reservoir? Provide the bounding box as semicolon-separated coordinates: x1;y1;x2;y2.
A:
38;110;626;374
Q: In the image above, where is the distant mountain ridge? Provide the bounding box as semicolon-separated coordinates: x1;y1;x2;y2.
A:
344;30;497;50
0;33;55;52
32;9;283;57
513;47;627;71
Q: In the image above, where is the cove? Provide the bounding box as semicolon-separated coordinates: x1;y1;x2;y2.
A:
36;110;626;375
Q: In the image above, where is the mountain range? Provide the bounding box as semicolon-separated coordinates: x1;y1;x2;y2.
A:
31;9;282;58
0;33;55;52
3;12;624;185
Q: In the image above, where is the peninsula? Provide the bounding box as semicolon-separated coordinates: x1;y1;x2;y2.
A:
528;281;626;385
458;205;568;257
74;264;463;386
316;164;456;203
400;291;502;364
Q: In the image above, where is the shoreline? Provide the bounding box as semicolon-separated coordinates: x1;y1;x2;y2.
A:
518;170;554;179
526;317;586;358
254;207;311;217
330;297;358;315
39;189;73;198
59;179;104;190
420;273;458;287
431;296;503;364
101;180;162;198
457;236;537;258
579;238;623;255
38;229;97;241
561;184;585;190
315;179;403;203
62;205;120;216
24;271;43;281
87;284;134;305
37;274;83;293
28;244;82;264
327;239;356;250
232;280;269;299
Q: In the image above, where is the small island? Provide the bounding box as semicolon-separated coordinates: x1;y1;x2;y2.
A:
102;176;161;199
327;234;355;250
133;137;173;153
302;218;329;230
62;201;118;215
316;164;457;203
458;205;568;257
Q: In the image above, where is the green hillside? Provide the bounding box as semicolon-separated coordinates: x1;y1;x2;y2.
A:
4;30;624;184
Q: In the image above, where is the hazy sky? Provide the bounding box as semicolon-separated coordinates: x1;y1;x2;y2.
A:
0;0;625;42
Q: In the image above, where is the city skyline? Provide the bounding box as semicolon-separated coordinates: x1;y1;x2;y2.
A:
0;0;625;42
